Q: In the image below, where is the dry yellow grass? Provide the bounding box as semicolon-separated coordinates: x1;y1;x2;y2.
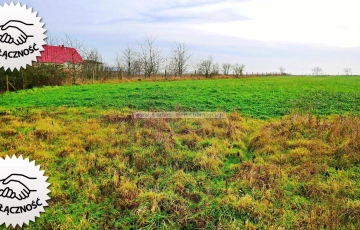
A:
0;108;359;229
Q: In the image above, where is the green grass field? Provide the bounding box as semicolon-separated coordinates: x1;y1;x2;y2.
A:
1;76;360;118
0;76;359;229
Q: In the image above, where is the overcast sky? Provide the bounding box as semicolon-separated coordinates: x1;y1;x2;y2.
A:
14;0;360;74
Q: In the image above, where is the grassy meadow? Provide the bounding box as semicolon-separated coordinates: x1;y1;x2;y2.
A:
1;76;360;118
0;76;359;229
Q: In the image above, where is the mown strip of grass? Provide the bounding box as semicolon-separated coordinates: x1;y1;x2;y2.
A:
1;76;359;119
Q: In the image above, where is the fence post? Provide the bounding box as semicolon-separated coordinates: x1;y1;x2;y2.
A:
22;70;25;89
6;74;17;92
6;75;9;92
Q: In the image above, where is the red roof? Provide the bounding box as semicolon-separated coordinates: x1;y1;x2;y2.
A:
37;45;84;64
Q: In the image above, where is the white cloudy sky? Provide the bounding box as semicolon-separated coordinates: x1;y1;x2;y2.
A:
14;0;360;74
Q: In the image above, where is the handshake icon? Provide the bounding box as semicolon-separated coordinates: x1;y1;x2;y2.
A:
0;174;37;200
0;20;34;45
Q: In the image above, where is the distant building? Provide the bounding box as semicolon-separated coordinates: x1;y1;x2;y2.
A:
36;45;84;69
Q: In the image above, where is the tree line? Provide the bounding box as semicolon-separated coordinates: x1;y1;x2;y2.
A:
0;34;354;92
0;35;249;92
114;37;249;79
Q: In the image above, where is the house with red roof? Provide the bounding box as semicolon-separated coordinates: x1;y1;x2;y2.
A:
37;45;84;69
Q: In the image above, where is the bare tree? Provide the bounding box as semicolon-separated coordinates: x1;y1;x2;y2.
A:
212;62;220;76
115;54;123;79
312;67;323;76
62;34;85;84
45;33;61;46
169;42;191;76
233;64;245;76
120;45;137;77
85;48;102;63
83;48;103;81
344;68;352;76
164;58;176;76
222;63;231;75
279;67;286;75
62;34;85;59
197;56;219;78
133;59;142;76
137;37;163;78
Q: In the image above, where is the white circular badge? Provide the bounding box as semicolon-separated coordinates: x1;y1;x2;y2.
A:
0;2;47;71
0;155;50;228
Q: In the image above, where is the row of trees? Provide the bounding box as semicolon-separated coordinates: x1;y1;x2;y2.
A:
43;35;249;81
312;67;352;76
50;35;354;79
113;37;249;79
110;37;354;78
1;34;355;92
